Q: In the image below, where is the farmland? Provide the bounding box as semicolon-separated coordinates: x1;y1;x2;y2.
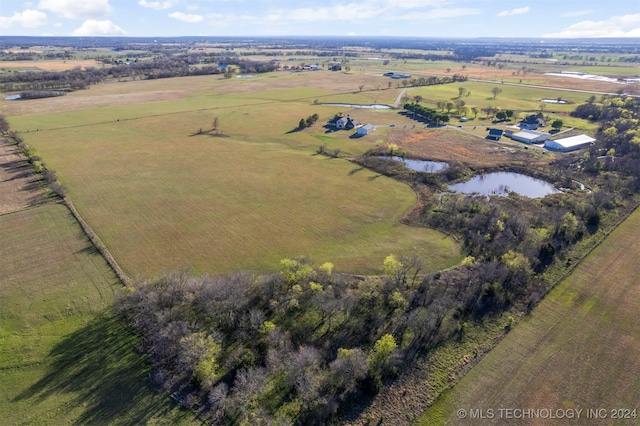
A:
418;206;640;425
5;73;464;277
1;36;639;425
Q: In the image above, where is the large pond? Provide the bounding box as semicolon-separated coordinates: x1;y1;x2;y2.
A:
323;103;391;109
448;172;559;198
383;156;449;173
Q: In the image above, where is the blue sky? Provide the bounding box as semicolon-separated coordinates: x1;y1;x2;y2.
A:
1;0;639;38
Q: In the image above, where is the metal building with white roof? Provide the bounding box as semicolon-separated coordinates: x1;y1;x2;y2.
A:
544;135;596;152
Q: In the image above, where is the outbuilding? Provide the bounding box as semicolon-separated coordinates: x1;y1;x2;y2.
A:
544;134;596;152
487;128;504;141
357;124;375;136
510;130;551;144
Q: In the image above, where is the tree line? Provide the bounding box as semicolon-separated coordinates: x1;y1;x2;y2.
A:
403;103;450;124
116;251;542;425
0;56;278;93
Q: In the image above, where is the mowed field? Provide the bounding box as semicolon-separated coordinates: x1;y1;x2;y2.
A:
5;72;463;278
0;140;191;424
418;207;640;425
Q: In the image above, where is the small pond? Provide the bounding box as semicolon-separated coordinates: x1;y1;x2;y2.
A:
383;156;449;173
323;103;391;109
448;172;559;198
4;94;22;100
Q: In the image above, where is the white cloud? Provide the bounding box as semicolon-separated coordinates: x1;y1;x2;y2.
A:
406;8;481;20
0;9;47;28
38;0;111;20
138;0;177;11
169;11;204;23
561;10;593;18
497;6;530;17
72;19;126;35
282;1;471;23
544;14;640;38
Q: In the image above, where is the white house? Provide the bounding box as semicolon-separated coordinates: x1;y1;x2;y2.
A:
519;114;546;130
335;115;358;129
510;130;551;144
357;124;375;136
544;134;596;152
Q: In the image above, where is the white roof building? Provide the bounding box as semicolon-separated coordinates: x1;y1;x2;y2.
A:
510;130;551;144
544;135;596;152
357;124;375;135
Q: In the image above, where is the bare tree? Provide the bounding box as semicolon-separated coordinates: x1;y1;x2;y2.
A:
491;87;502;100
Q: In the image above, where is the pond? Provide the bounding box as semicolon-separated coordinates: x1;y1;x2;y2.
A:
383;156;449;173
4;94;22;100
544;72;624;85
448;172;559;198
323;103;391;109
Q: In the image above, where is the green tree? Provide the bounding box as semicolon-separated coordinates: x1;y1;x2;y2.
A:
371;334;397;371
551;119;563;131
280;258;316;285
445;101;455;113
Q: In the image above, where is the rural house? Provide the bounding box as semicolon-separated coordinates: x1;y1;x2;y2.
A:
519;114;546;130
335;115;359;129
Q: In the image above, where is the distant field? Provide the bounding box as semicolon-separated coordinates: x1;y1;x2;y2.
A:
418;207;640;425
0;59;105;72
6;74;463;278
0;203;190;425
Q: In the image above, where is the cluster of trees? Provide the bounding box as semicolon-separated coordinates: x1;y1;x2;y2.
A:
404;103;450;124
401;74;468;89
0;66;106;92
297;113;319;130
577;96;640;187
0;56;278;93
116;250;548;424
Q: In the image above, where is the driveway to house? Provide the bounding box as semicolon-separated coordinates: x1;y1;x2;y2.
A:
394;88;409;108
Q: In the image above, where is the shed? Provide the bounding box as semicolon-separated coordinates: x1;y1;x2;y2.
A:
357;124;375;136
510;130;550;144
487;128;504;141
544;135;595;152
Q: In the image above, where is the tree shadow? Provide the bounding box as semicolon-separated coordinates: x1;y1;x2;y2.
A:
13;312;181;424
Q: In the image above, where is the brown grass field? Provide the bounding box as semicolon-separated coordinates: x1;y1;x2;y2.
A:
0;141;50;214
387;128;553;169
417;207;640;425
4;72;464;278
0;59;105;72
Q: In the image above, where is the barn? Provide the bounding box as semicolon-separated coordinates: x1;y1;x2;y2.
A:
544;134;596;152
486;128;504;141
357;124;375;136
510;130;551;144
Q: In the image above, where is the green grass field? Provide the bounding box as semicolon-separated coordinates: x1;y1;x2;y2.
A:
0;203;191;425
417;207;640;425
